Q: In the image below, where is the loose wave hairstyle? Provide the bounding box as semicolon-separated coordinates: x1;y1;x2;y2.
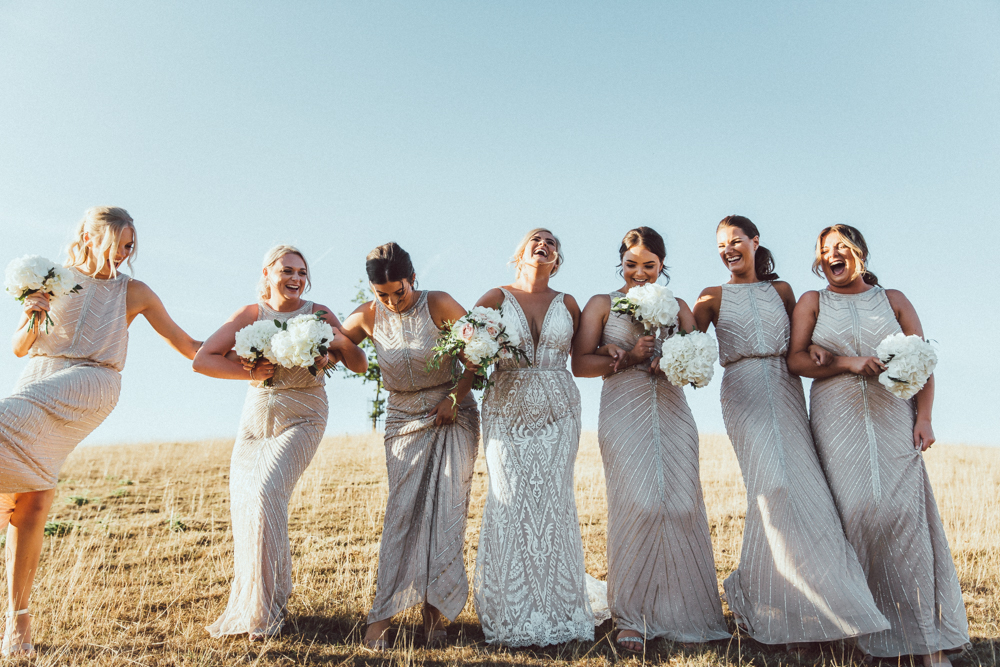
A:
257;244;311;300
618;226;670;282
509;228;563;277
65;206;137;278
366;242;415;286
812;224;879;286
717;215;778;281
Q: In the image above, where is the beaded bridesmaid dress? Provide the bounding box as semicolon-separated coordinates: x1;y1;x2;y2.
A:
207;300;328;638
716;282;888;644
1;270;128;523
473;289;595;647
367;291;479;624
598;293;730;643
810;286;969;657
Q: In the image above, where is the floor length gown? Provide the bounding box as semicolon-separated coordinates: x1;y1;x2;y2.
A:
716;282;888;644
207;300;328;637
598;293;730;642
473;289;595;647
810;286;969;657
367;291;479;624
1;269;128;526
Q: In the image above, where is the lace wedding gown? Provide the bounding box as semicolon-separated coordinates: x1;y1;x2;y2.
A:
473;289;596;647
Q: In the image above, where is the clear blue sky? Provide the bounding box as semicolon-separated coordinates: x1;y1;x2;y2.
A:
2;2;997;446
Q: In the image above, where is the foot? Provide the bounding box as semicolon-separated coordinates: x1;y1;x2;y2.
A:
1;609;35;658
922;651;953;667
616;630;644;653
422;604;445;643
364;620;391;652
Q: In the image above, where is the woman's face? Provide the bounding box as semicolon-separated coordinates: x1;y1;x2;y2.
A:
519;231;558;274
819;231;861;287
621;245;662;288
265;253;308;301
371;278;415;313
717;226;758;276
86;226;135;269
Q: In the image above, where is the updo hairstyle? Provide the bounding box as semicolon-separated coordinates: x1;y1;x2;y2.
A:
366;242;415;286
257;244;311;300
812;224;879;286
65;206;137;278
618;226;670;282
717;215;779;281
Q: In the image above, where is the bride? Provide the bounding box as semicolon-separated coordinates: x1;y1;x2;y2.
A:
472;228;600;647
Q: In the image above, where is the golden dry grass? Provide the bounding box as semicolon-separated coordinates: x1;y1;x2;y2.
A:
4;433;997;666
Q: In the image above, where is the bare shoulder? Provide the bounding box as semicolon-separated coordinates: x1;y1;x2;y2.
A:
561;292;581;315
311;303;342;327
796;289;820;307
771;280;795;300
883;287;910;307
426;290;460;309
697;285;723;301
583;293;613;314
126;278;155;299
476;287;506;309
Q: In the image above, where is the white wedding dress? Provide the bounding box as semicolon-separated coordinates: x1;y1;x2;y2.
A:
473;289;604;647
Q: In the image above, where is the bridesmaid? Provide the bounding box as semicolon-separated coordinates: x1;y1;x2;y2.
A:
473;229;597;647
195;244;367;639
339;242;480;651
788;225;969;665
692;216;888;650
0;207;201;656
573;227;729;652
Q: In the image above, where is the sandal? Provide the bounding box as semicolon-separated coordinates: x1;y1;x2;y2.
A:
616;631;645;653
1;609;35;658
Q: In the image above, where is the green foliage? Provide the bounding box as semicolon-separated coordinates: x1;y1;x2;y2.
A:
67;494;90;507
111;488;130;498
44;521;74;537
341;280;386;430
169;515;189;532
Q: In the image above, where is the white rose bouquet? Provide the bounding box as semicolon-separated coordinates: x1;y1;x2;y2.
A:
429;306;527;390
234;320;281;387
4;255;82;334
658;329;718;388
875;333;937;400
611;283;679;335
269;310;336;379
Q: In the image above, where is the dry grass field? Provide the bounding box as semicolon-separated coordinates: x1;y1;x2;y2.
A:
4;432;997;666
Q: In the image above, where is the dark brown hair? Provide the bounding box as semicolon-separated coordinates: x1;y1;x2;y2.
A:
366;242;415;285
717;215;778;281
812;224;879;286
618;226;670;283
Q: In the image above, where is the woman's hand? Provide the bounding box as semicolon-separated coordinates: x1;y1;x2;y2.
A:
247;359;276;382
648;356;663;376
808;344;834;367
627;335;656;366
428;393;459;426
313;352;332;371
602;343;628;371
914;419;935;452
844;356;885;376
23;292;50;318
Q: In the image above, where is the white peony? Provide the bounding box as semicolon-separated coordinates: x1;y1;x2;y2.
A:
500;309;521;348
270;313;335;369
875;333;937;400
463;330;500;365
234;319;280;363
622;283;679;331
659;330;717;388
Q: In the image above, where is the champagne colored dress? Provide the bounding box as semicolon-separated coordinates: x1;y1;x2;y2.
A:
207;300;328;637
473;289;595;647
717;282;888;644
810;287;969;657
598;293;730;642
367;291;479;624
1;270;128;525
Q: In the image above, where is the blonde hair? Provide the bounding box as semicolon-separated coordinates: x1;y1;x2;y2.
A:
257;244;311;300
509;228;564;277
65;206;137;278
812;224;879;286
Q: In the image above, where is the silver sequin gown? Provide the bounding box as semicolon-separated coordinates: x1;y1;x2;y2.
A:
1;270;128;526
367;291;479;624
717;282;888;644
207;300;329;637
598;293;730;642
473;289;595;647
810;286;969;657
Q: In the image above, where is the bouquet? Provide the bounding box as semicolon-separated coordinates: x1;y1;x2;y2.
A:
429;306;527;390
4;255;82;334
269;310;336;380
875;333;937;400
658;329;718;388
234;320;281;386
611;283;679;334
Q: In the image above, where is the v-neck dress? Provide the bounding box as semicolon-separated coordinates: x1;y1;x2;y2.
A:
473;288;596;647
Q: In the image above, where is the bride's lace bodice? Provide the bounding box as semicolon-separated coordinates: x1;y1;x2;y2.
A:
495;288;573;371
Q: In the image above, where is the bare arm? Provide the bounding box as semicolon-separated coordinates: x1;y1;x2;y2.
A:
11;293;50;357
887;288;936;451
313;304;368;374
339;302;374;347
474;288;505;310
563;293;581;337
127;280;201;360
192;305;263;380
787;291;884;379
692;287;720;333
425;290;478;425
676;298;696;334
571;294;618;378
772;281;797;320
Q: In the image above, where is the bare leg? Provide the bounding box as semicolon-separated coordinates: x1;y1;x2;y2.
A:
364;617;391;649
922;651;952;667
4;489;55;650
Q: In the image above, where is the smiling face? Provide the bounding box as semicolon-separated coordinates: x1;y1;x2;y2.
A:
83;224;136;278
518;230;559;275
818;231;862;287
371;278;415;313
717;225;758;278
264;253;309;302
621;245;663;288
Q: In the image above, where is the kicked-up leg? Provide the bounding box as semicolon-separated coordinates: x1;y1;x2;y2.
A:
3;489;55;657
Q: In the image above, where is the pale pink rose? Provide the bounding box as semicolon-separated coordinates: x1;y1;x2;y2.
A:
459;322;475;342
486;325;499;338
